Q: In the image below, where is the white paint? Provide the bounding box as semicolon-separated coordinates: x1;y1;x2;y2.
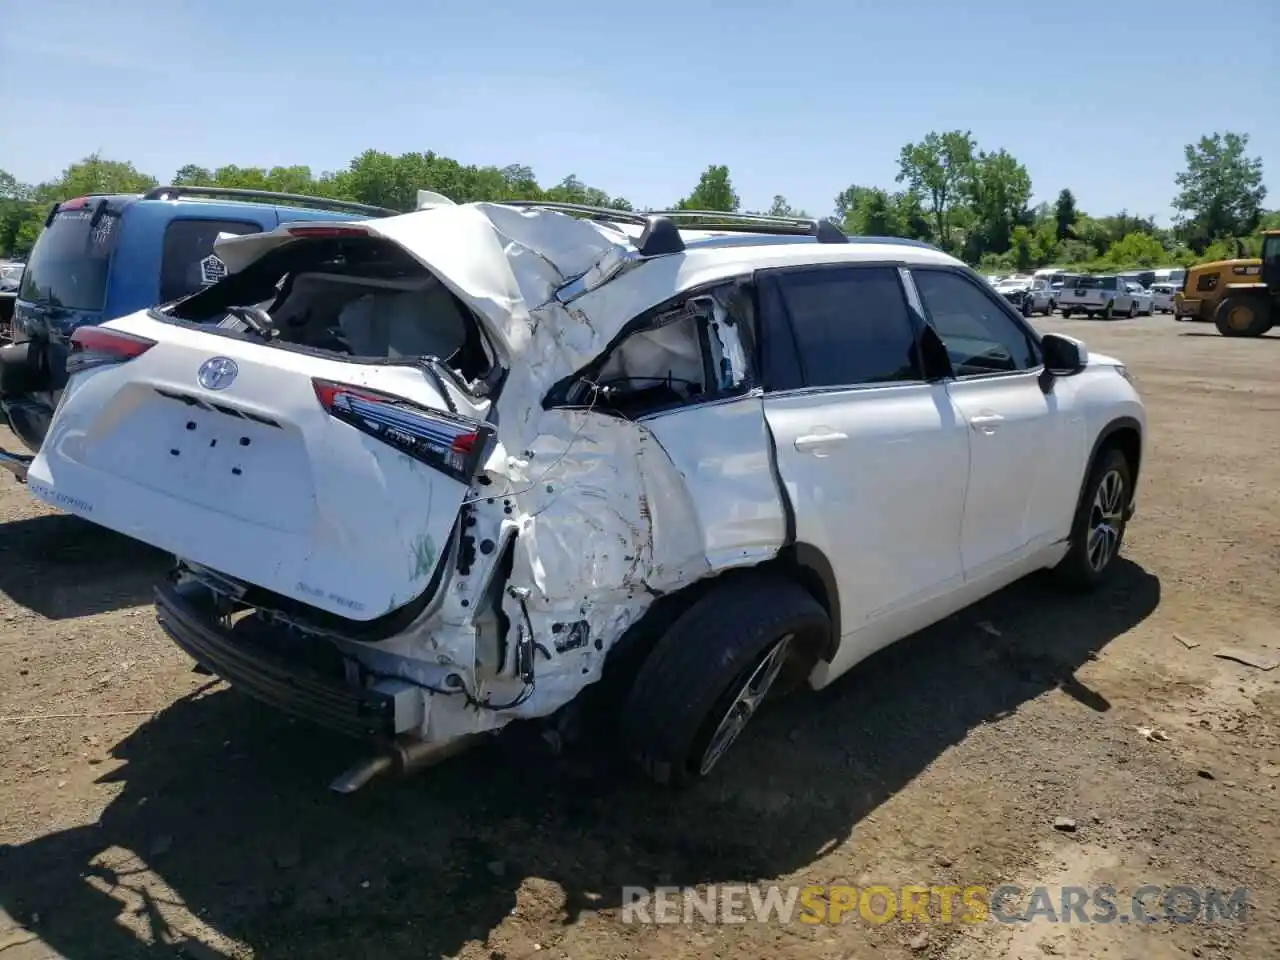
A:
30;201;1148;750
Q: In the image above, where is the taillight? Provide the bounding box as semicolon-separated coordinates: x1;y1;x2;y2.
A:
312;378;492;482
287;225;370;239
66;326;157;374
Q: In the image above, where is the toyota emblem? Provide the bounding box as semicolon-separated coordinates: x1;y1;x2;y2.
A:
197;357;239;391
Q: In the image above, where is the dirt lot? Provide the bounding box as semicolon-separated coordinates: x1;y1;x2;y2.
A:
0;316;1277;959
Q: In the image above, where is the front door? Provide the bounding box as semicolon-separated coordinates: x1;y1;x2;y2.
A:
910;267;1068;582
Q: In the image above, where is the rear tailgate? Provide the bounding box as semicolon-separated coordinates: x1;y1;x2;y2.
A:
28;312;489;622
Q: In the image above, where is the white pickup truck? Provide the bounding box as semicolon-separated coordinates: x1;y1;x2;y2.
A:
1057;275;1140;319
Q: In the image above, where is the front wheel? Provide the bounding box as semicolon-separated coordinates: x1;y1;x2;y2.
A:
1053;447;1132;590
1127;301;1138;319
1061;307;1072;318
623;575;830;787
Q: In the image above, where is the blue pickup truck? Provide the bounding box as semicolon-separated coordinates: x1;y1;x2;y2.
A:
0;186;400;481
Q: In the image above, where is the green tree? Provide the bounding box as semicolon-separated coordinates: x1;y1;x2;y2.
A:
172;164;213;185
963;148;1032;259
1172;132;1267;250
893;191;933;241
1054;189;1077;241
768;194;797;217
43;155;156;199
1105;231;1167;268
896;130;975;250
676;165;739;212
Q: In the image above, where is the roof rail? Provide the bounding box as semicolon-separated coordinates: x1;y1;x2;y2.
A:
141;186;403;218
648;210;849;245
498;200;851;257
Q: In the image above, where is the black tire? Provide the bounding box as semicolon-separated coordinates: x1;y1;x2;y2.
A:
1127;300;1137;319
1021;299;1032;317
1102;302;1114;321
1061;308;1072;318
1052;447;1132;590
1213;292;1273;338
623;575;830;787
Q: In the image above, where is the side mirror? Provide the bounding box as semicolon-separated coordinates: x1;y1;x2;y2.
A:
1038;332;1088;393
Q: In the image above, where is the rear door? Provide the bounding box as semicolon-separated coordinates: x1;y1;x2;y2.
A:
910;267;1079;581
758;263;969;678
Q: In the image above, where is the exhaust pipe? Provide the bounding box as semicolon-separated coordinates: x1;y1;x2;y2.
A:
329;734;481;794
0;449;32;483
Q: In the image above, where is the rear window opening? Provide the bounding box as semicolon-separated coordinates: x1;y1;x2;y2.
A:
18;205;122;311
551;283;755;419
166;236;499;395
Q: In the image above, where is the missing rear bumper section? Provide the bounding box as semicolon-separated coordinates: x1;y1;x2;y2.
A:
154;580;398;741
155;580;490;791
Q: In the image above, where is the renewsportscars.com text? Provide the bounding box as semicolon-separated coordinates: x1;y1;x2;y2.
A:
620;884;1249;925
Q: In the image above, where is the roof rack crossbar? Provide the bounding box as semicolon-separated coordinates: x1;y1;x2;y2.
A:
647;209;849;245
142;186;402;218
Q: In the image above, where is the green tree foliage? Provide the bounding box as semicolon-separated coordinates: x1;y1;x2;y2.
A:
896;129;975;251
1172;132;1266;252
962;148;1032;260
676;165;739;212
1;134;1270;276
1054;189;1078;241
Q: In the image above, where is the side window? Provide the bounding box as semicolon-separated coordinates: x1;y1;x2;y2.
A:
772;266;922;389
912;269;1040;377
159;218;263;303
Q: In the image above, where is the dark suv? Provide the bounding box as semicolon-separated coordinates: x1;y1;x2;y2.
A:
0;186;398;479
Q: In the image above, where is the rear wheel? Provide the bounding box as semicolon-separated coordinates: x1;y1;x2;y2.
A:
623;575;830;787
1053;447;1132;590
1060;307;1072;318
1213;292;1273;338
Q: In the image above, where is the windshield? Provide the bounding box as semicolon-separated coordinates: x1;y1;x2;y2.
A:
17;204;123;311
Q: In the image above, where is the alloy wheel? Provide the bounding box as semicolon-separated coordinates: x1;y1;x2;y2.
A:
698;633;793;774
1086;469;1125;572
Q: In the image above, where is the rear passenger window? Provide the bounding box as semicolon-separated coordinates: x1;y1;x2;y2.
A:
159;219;263;303
773;266;922;389
912;269;1040;376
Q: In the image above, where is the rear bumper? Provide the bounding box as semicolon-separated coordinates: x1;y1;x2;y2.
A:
154;581;398;741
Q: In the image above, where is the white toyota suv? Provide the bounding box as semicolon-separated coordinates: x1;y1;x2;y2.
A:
26;200;1146;790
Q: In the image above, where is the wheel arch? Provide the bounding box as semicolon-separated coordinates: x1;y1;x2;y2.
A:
600;542;842;691
1080;416;1143;514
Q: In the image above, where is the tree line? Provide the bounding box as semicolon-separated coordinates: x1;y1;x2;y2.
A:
1;131;1272;274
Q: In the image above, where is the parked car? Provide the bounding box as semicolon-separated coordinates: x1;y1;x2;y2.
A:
1148;282;1177;314
1057;275;1141;319
1125;282;1155;316
0;186;399;482
994;275;1056;316
0;262;21;344
27;201;1146;790
0;262;23;293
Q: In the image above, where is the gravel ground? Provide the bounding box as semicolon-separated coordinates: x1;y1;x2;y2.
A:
0;315;1277;960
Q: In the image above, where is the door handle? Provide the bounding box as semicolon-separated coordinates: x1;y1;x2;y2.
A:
969;413;1003;433
794;431;849;454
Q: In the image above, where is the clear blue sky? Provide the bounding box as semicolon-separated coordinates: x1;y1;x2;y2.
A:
3;0;1277;225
